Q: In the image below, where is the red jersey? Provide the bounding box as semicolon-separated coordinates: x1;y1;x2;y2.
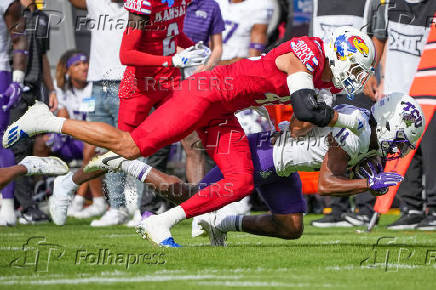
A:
123;0;192;81
211;36;341;112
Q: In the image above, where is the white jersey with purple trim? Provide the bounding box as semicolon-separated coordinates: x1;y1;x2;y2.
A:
273;104;374;177
56;82;93;121
216;0;274;60
0;0;14;72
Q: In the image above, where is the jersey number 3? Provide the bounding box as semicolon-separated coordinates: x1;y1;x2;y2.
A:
163;23;179;56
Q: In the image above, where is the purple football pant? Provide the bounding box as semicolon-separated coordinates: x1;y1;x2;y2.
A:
0;71;15;199
199;132;306;214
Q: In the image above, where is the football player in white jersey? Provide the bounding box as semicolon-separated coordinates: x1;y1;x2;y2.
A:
82;93;422;246
217;0;274;63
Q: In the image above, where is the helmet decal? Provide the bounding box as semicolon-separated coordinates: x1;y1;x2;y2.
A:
401;101;423;128
334;34;370;61
334;34;351;60
349;36;369;57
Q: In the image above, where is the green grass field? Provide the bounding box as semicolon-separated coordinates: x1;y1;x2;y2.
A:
0;214;435;290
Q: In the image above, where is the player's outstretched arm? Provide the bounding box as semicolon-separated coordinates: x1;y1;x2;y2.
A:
318;139;369;196
0;166;26;190
0;157;68;190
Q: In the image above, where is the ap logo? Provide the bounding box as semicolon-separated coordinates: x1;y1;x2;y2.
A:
9;236;65;272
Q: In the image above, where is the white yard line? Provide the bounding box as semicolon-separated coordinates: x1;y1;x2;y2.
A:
0;274;242;285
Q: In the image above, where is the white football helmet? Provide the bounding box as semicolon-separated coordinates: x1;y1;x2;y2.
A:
371;93;425;160
324;26;376;99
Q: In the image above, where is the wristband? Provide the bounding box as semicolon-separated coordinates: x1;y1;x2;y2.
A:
249;42;266;52
13;70;25;84
13;49;29;55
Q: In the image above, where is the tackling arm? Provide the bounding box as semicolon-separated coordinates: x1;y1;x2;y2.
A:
276;53;338;128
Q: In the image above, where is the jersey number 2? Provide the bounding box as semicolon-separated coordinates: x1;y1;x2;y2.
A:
163;23;179;56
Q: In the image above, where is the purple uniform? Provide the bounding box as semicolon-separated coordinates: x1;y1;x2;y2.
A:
199;132;306;214
0;71;15;199
183;0;225;45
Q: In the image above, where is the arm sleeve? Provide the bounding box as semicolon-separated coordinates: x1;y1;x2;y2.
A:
177;31;195;48
210;3;225;35
332;127;360;162
119;27;173;66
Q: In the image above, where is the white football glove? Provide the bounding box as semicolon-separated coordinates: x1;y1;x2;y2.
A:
172;41;211;68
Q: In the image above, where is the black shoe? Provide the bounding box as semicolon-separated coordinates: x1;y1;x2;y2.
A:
387;211;424;230
311;214;352;228
18;205;50;225
416;213;436;231
343;213;371;226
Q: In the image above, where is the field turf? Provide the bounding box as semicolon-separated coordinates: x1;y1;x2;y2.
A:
0;214;435;290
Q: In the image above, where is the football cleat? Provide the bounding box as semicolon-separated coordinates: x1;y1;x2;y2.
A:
19;156;69;176
135;215;180;247
18;205;49;225
49;172;75;226
3;101;55;148
159;237;181;248
84;151;126;173
198;213;227;247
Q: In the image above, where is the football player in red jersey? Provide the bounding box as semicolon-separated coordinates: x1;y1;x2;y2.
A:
5;27;376;246
118;0;210;131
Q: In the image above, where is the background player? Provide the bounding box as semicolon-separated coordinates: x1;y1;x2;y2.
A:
0;0;27;226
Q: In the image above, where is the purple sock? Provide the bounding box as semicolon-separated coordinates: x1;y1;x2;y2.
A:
0;146;15;199
0;71;15;199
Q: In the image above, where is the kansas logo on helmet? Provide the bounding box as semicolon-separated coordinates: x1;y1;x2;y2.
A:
334;34;369;60
348;36;369;57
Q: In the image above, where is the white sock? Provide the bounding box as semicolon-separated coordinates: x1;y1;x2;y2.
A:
218;215;244;232
93;196;106;207
64;172;79;193
121;160;152;183
158;206;186;228
72;195;84;206
48;117;66;134
0;198;14;215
